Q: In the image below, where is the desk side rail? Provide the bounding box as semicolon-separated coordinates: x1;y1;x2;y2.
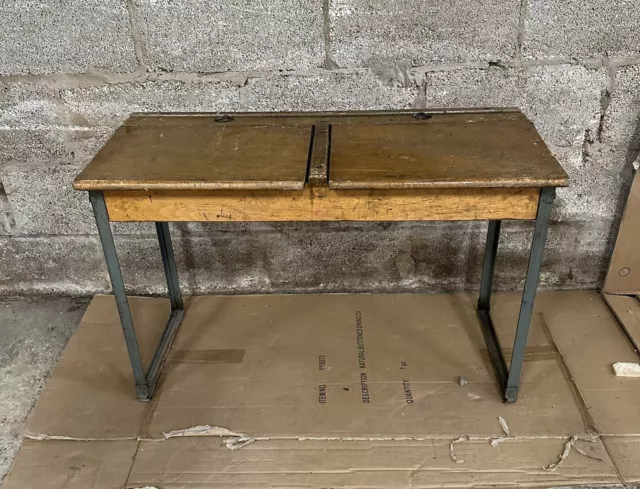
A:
103;188;541;222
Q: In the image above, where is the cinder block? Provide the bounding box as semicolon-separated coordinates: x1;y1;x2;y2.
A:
0;185;13;236
1;166;155;235
61;81;242;126
424;67;521;107
498;219;613;289
0;125;112;166
552;144;635;220
63;128;115;165
524;0;640;59
601;65;640;148
134;0;324;72
2;166;95;235
0;130;71;167
80;219;617;293
262;221;486;292
0;84;95;166
524;65;606;146
113;223;483;294
424;65;606;146
109;220;616;294
0;0;136;75
0;83;67;128
0;236;107;295
244;72;419;111
0;219;613;294
115;233;272;294
330;0;520;67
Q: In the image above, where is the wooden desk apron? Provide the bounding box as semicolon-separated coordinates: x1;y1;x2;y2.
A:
73;109;569;402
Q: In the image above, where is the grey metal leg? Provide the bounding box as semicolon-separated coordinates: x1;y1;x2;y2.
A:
504;187;555;402
476;188;555;403
476;220;510;394
156;222;183;310
146;222;185;395
478;220;501;310
89;191;184;400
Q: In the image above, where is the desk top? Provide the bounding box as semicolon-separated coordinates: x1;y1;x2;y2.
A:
73;109;568;191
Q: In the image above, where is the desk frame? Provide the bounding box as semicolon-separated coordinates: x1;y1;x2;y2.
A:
89;187;555;402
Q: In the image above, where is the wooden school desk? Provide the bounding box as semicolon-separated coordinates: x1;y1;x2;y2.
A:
73;109;569;402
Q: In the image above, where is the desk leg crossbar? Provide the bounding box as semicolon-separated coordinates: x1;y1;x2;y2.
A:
477;188;555;402
89;191;184;400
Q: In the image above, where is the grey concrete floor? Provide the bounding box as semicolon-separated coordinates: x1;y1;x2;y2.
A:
0;296;89;483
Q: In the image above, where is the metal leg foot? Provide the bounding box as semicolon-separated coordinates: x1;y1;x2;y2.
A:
476;189;555;402
90;191;184;400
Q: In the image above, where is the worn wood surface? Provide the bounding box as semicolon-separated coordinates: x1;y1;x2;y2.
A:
104;188;540;222
604;172;640;295
74;110;567;192
73;122;312;191
329;115;568;189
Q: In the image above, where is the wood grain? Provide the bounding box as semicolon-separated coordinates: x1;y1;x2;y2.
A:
73;122;312;191
329;116;568;189
104;188;540;222
604;172;640;295
73;110;568;192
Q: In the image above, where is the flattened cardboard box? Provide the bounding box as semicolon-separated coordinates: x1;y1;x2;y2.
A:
4;291;640;488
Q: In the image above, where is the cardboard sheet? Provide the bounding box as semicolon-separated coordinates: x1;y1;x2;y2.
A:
604;293;640;354
538;291;640;435
5;291;639;488
128;438;618;488
604;170;640;294
147;293;584;439
603;436;640;482
1;440;138;489
25;297;170;439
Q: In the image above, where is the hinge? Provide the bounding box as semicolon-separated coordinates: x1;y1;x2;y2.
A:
214;114;234;123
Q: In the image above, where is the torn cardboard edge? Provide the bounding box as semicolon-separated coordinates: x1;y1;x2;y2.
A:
24;424;610;473
447;416;605;470
21;428;611;477
162;425;255;450
543;434;604;471
26;430;606;445
498;416;511;436
489;416;511;447
449;436;469;463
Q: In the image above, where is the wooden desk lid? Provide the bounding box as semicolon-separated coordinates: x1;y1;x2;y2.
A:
73;109;568;191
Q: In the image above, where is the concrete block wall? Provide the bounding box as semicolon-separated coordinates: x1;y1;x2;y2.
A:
1;0;639;295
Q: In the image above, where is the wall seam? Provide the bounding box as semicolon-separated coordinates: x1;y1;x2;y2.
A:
322;0;339;69
3;57;640;88
126;0;148;72
514;0;528;60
